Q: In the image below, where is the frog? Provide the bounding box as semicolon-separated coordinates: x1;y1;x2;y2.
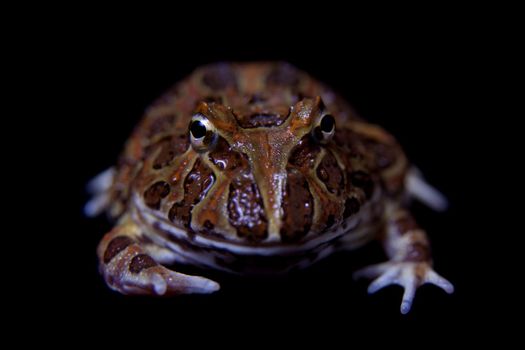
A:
85;62;453;313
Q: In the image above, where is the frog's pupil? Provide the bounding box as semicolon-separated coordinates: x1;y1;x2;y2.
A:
320;114;335;133
191;121;207;139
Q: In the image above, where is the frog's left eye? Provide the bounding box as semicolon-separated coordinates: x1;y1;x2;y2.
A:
189;114;217;152
312;114;336;144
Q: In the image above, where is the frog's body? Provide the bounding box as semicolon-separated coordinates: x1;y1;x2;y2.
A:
86;62;453;313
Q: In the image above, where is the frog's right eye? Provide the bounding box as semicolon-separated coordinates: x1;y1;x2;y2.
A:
189;114;218;152
312;113;336;144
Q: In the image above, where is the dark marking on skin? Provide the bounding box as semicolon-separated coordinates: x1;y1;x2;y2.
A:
405;242;431;262
143;181;171;209
228;174;268;241
288;135;320;170
237;112;288;128
248;93;267;104
209;137;248;171
334;128;351;147
151;135;189;169
317;152;344;195
363;138;396;169
280;169;313;242
202;64;237;90
232;100;291;128
129;254;158;273
334;128;399;177
350;171;374;199
266;63;300;87
169;159;215;228
151;138;175;169
201;96;223;104
333;128;365;160
343;197;361;219
199;219;226;239
147;114;176;137
232;92;290;128
318;167;328;181
393;215;419;235
104;236;134;264
173;133;191;154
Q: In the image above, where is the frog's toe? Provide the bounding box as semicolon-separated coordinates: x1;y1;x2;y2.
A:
354;262;454;314
423;269;454;293
84;167;115;217
146;266;221;296
114;264;220;296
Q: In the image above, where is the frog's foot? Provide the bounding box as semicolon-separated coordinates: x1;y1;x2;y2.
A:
98;219;220;296
406;167;448;212
84;167;115;217
102;253;220;296
354;261;454;314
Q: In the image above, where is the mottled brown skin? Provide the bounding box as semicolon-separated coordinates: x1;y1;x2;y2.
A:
109;63;397;243
103;236;134;264
228;174;268;241
280;169;313;242
104;61;410;254
92;62;452;312
129;254;158;273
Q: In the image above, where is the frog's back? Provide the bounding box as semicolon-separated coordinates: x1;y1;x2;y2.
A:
144;62;359;129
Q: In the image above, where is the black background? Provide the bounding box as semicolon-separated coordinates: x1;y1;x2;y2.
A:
36;15;508;338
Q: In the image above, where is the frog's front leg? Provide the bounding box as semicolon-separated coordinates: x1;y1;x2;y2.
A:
97;216;220;295
354;208;454;313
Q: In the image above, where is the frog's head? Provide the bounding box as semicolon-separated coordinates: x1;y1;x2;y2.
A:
165;94;362;244
138;64;370;246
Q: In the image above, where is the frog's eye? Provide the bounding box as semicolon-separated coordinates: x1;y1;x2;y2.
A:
189;114;217;151
312;114;336;144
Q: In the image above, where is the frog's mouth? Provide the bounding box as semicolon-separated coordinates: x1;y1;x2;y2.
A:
132;186;382;257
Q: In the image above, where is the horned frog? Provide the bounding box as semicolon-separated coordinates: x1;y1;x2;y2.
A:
86;62;453;313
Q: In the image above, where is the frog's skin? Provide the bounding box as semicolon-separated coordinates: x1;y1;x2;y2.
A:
86;62;453;313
